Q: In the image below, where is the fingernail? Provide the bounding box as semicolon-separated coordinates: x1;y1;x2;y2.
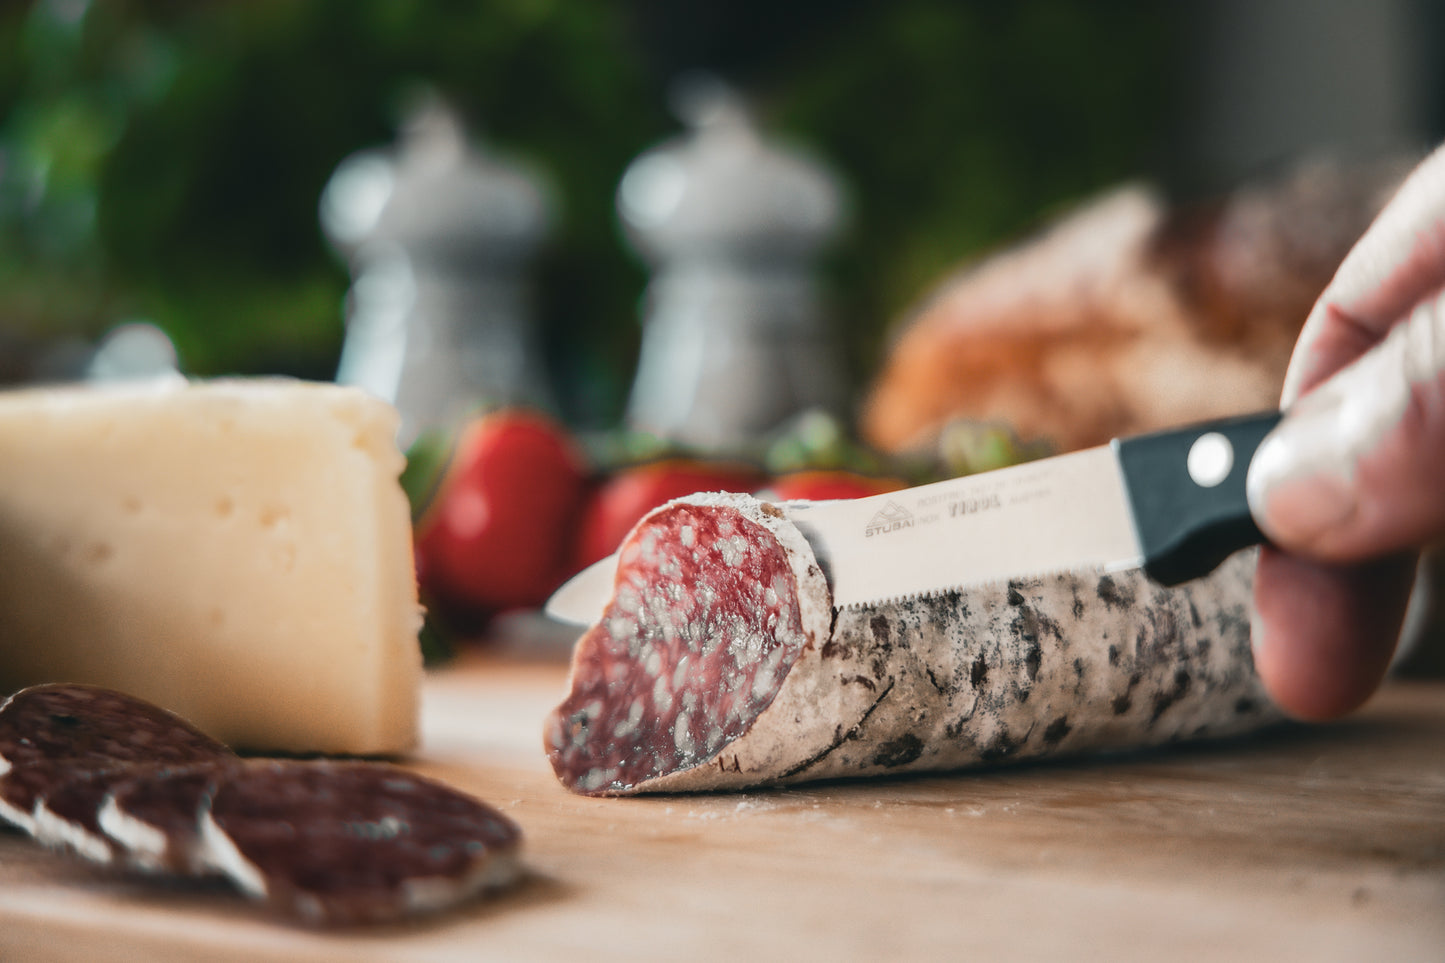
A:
1246;402;1358;550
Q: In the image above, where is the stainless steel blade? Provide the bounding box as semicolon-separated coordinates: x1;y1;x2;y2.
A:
786;445;1143;608
543;445;1145;625
545;553;619;625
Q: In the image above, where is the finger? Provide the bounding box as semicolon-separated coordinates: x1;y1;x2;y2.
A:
1251;547;1417;721
1247;290;1445;561
1284;143;1445;402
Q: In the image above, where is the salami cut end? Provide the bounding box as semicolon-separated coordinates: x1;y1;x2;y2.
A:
546;497;824;795
200;760;523;926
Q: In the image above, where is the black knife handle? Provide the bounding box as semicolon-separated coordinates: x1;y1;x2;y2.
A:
1112;410;1283;586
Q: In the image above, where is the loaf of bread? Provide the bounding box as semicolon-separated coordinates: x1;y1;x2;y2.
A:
860;157;1412;456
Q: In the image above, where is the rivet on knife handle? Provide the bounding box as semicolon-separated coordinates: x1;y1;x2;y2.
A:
1112;411;1283;587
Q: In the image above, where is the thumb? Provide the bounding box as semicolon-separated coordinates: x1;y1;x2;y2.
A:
1246;289;1445;561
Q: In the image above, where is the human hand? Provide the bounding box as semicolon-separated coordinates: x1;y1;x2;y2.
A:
1244;143;1445;720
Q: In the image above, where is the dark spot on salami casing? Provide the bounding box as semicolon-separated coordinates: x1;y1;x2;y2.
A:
1188;601;1204;629
1215;608;1250;642
1023;640;1043;682
844;675;878;692
1072;658;1086;680
1195;637;1212;658
979;729;1025;763
1106;644;1119;666
869;615;891;645
871;733;924;768
924;666;949;694
820;639;843;659
1112;695;1132;715
1150;668;1193;723
1072;594;1085;619
1043;716;1072;747
969;655;989;687
1234;696;1259;715
1096;575;1135;609
1007;586;1025;606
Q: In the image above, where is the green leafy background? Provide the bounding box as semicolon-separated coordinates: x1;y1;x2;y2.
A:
0;1;1188;427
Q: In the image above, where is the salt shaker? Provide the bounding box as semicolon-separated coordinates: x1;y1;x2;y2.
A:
617;78;846;451
322;99;554;446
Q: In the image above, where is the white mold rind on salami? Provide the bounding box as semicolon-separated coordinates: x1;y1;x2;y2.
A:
97;791;172;872
789;550;1270;783
30;768;137;865
546;492;1278;795
97;764;232;875
31;784;116;865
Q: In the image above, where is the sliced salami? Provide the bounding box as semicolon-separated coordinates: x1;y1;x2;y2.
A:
546;492;1279;795
199;760;523;926
0;684;234;834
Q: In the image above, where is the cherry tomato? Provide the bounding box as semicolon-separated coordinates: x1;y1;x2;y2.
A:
569;459;767;571
415;410;587;615
763;469;907;501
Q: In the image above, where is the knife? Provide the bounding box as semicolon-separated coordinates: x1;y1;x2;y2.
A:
545;410;1283;625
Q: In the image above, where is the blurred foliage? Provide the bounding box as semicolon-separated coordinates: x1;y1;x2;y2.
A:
0;0;1177;426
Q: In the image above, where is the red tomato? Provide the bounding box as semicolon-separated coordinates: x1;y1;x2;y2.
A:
764;470;906;501
569;459;767;571
415;410;587;614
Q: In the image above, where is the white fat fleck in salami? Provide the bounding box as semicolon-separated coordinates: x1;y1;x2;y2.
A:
198;760;523;926
546;492;1279;795
0;684;234;835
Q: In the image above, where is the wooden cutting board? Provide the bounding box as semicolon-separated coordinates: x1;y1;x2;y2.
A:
2;649;1442;962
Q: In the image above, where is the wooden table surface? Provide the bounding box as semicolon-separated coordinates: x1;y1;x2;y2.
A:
2;648;1442;962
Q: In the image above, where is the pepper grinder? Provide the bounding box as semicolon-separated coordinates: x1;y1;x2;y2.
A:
322;99;554;447
617;78;846;451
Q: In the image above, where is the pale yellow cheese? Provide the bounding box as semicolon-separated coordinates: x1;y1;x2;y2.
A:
0;377;422;755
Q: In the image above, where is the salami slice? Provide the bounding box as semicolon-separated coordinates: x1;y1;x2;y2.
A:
198;760;523;926
0;684;233;834
546;492;1279;795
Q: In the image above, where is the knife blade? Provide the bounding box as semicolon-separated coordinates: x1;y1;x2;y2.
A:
545;411;1283;626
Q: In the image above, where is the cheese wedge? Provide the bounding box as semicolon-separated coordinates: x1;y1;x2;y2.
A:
0;377;422;755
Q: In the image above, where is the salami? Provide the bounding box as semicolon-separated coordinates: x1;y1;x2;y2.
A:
3;683;525;924
546;492;1279;795
198;760;523;926
0;684;233;834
